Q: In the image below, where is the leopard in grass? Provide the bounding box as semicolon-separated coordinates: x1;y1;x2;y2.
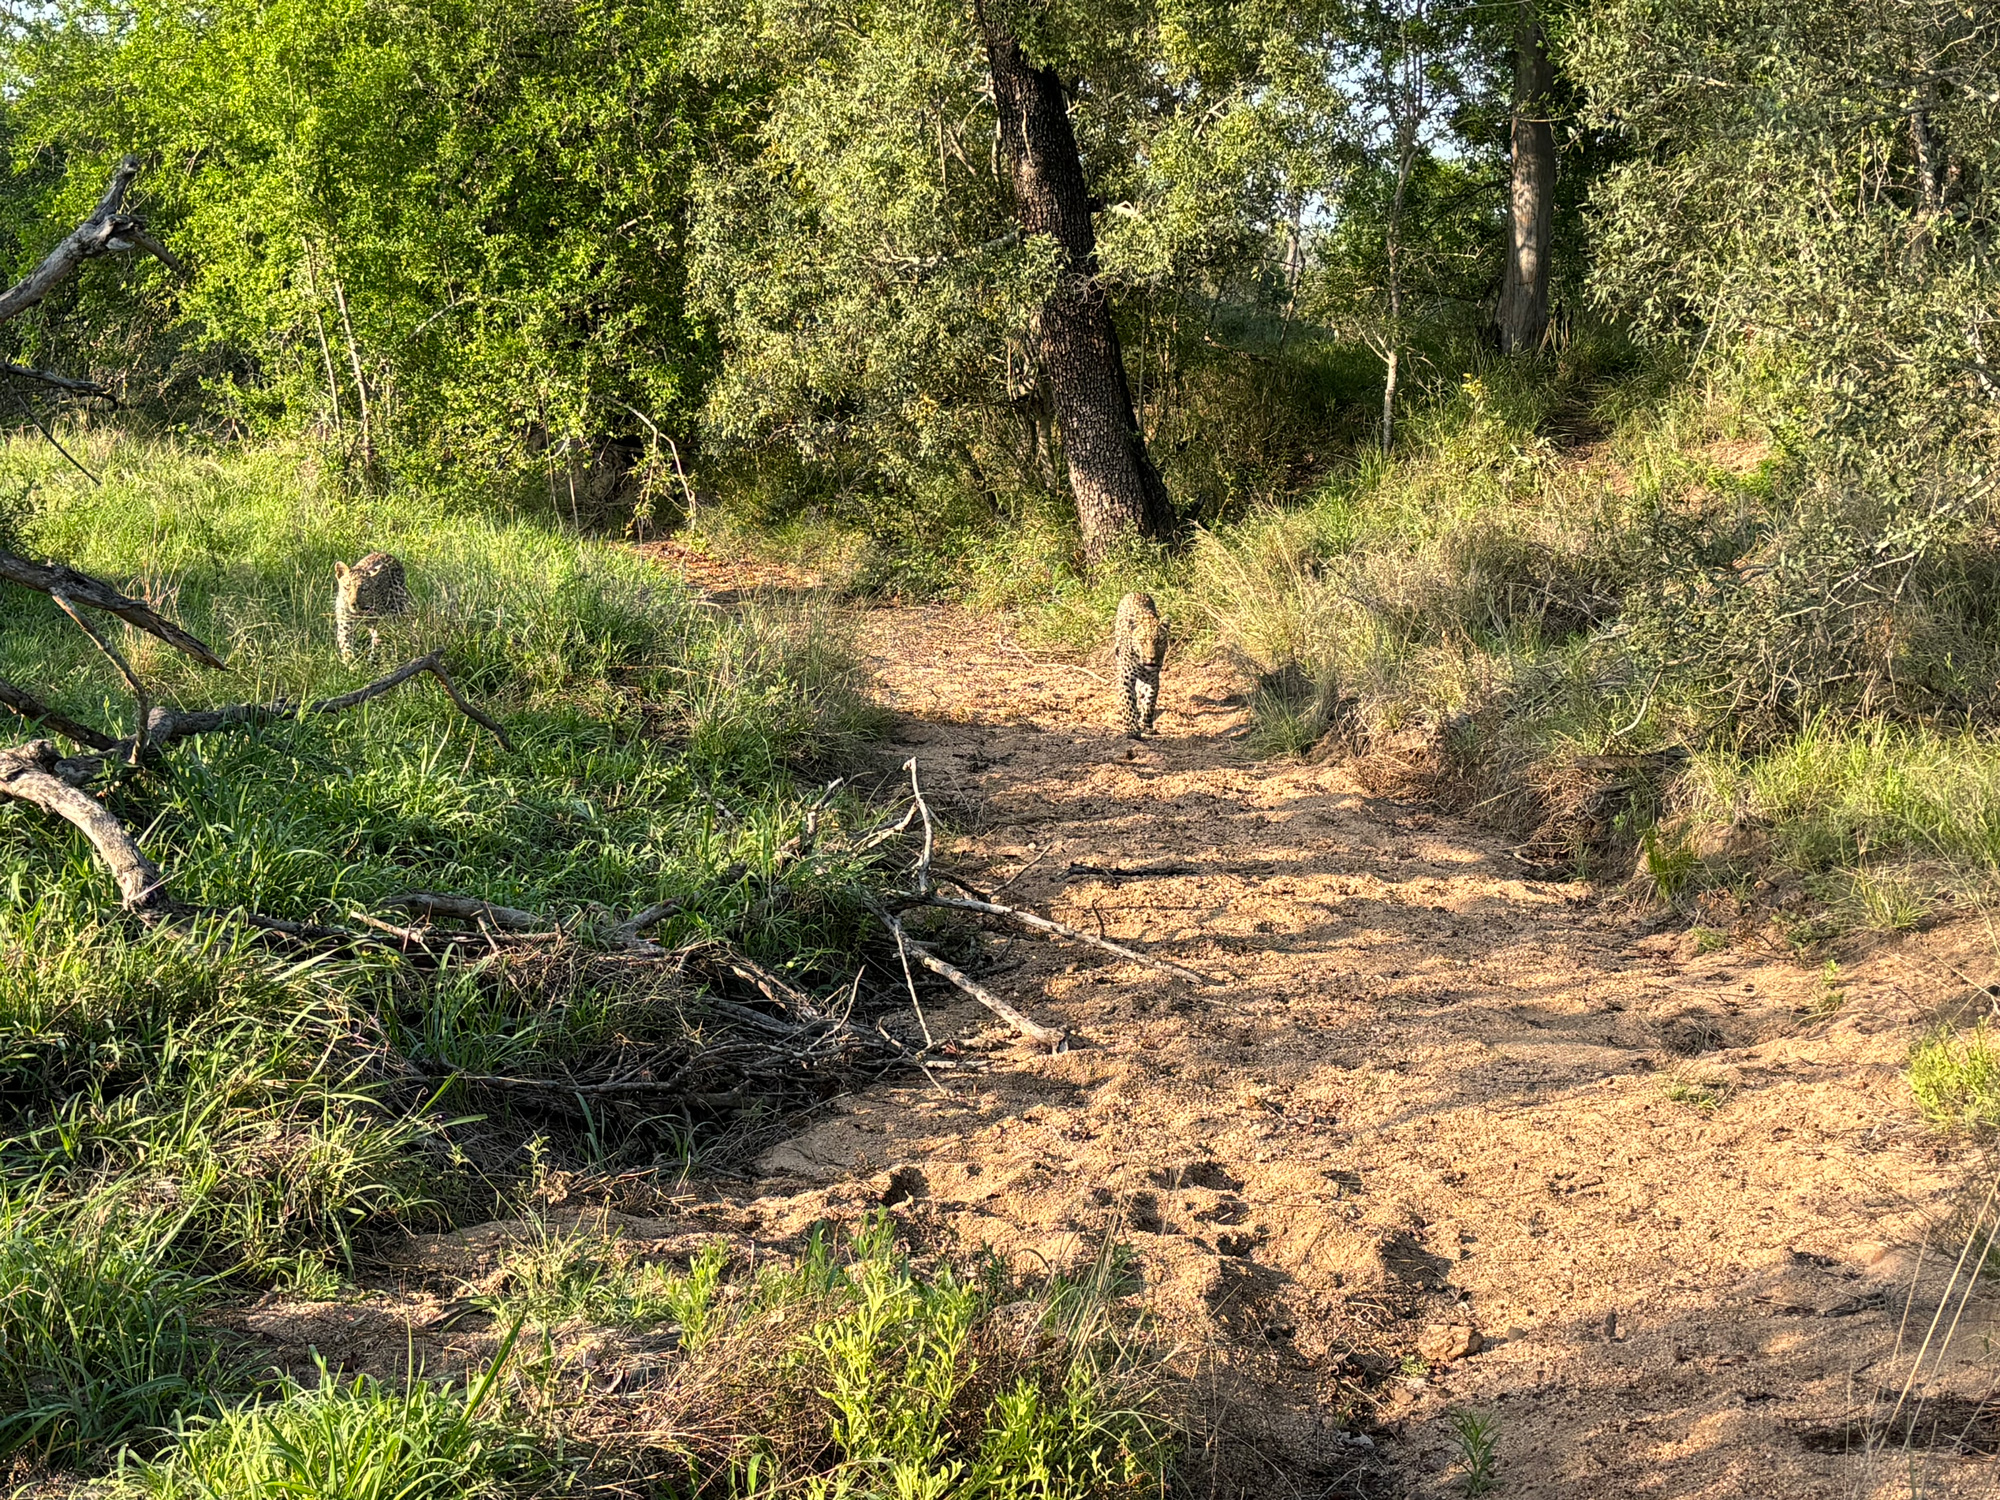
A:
1112;591;1168;739
333;551;414;662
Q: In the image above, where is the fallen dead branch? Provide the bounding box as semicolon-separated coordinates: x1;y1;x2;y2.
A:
0;739;168;910
0;548;227;670
875;903;1068;1052
381;892;549;932
927;882;1215;986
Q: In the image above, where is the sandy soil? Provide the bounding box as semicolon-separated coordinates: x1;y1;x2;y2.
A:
735;602;2000;1499
232;586;2000;1499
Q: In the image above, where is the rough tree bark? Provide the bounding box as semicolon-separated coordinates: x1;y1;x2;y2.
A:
1495;1;1555;355
975;4;1172;560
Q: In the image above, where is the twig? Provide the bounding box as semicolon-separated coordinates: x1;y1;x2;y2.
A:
876;906;1067;1052
1062;860;1197;881
904;757;934;895
50;590;148;764
923;892;1215;985
889;916;936;1049
381;891;547;932
4;375;97;484
990;847;1049;895
909;936;1068;1052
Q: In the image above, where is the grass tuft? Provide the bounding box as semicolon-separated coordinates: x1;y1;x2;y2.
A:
1909;1023;2000;1132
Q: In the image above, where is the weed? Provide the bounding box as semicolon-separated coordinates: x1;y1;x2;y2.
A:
1642;826;1698;903
1908;1023;2000;1132
1663;1073;1730;1113
1447;1407;1501;1496
1690;926;1729;954
1814;960;1846;1016
113;1336;542;1500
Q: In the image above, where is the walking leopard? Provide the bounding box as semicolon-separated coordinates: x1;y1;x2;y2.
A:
1112;591;1168;738
333;551;413;662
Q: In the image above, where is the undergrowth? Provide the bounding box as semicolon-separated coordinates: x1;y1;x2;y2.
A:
0;432;1197;1493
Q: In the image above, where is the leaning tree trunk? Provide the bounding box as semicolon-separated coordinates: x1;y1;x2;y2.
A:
976;5;1172;560
1495;2;1555;355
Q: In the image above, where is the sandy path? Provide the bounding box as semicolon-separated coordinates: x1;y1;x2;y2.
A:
734;603;1998;1499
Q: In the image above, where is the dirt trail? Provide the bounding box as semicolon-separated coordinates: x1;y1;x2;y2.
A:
738;603;1998;1499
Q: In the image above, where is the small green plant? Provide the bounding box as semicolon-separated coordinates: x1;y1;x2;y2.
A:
1663;1073;1730;1113
1814;959;1846;1015
1447;1407;1501;1496
1690;926;1729;954
1909;1022;2000;1131
115;1331;537;1500
629;1241;729;1348
1641;826;1698;903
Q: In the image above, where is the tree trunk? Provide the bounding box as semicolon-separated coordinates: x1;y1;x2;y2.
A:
1495;2;1555;355
977;6;1172;559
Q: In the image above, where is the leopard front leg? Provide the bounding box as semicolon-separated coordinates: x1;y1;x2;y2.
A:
1115;647;1145;738
1135;661;1161;735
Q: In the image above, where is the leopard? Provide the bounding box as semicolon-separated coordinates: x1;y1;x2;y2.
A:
333;551;414;662
1112;590;1168;739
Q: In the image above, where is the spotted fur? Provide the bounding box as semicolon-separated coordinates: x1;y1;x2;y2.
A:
1112;591;1168;738
333;551;413;662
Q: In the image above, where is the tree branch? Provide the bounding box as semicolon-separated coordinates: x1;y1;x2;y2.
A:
0;740;168;909
50;590;150;764
0;364;114;403
0;156;172;327
0;675;118;750
0;549;227;670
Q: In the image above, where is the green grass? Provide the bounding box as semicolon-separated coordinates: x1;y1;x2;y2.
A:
1908;1022;2000;1132
105;1216;1169;1498
0;432;1178;1491
113;1343;545;1500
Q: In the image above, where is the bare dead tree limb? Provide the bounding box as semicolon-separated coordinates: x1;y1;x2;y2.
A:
0;156;180;321
0;740;167;909
0;675;118;751
924;890;1215;986
50;591;149;764
0;550;227;670
0;363;114;402
876;905;1067;1052
380;892;547;931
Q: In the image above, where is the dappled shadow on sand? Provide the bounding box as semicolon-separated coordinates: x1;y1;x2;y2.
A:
726;604;1983;1498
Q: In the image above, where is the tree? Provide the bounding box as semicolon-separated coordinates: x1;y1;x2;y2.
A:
1320;0;1488;454
0;0;712;487
691;0;1347;558
1566;0;2000;464
977;1;1172;552
1495;1;1554;353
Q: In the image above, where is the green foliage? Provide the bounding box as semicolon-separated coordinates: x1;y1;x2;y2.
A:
113;1347;545;1500
1567;0;2000;465
689;0;1352;523
0;1203;222;1464
0;0;710;486
1909;1022;2000;1132
1446;1407;1500;1497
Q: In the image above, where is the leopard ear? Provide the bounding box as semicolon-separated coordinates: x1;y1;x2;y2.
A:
334;561;349;580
